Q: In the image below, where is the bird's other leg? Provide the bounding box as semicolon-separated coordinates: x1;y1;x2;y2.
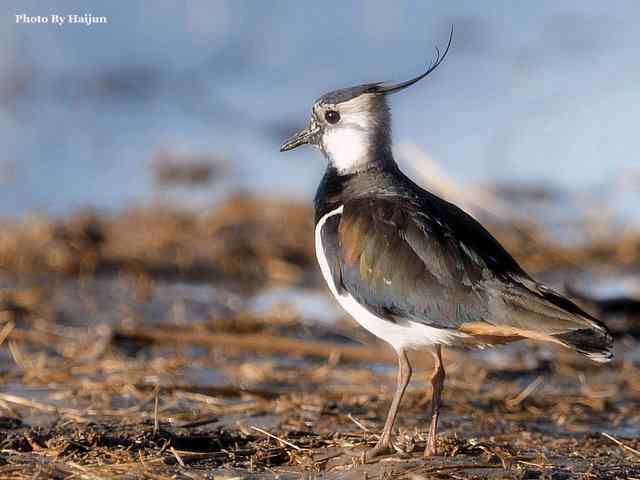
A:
424;345;445;457
365;348;412;460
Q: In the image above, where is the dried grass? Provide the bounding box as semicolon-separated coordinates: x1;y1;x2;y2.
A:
0;195;639;478
0;196;638;286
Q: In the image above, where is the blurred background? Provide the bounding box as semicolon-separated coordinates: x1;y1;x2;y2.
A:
1;3;640;476
1;1;639;223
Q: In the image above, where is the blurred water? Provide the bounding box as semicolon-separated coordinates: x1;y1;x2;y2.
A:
1;1;639;221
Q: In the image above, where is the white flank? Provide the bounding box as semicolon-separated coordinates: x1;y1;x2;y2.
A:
315;205;466;352
314;205;344;299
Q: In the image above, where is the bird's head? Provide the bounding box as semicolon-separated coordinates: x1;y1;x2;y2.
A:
280;29;452;175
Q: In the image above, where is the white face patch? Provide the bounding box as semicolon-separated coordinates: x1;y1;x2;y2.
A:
316;97;378;174
322;124;372;173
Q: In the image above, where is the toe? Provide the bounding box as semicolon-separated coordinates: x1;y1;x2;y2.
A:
364;441;395;461
424;442;438;457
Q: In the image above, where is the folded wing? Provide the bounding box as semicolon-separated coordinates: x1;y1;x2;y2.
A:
332;196;612;360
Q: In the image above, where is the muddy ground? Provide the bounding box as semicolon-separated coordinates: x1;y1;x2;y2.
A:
1;197;639;479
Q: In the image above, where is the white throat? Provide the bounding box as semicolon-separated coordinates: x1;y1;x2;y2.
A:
322;126;372;174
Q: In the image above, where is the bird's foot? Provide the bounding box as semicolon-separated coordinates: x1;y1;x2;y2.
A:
362;439;395;461
423;438;439;457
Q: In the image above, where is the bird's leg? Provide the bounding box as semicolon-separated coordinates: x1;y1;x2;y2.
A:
424;345;445;457
365;349;412;459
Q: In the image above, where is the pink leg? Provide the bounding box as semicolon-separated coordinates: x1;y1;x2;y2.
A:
424;345;445;457
365;349;412;459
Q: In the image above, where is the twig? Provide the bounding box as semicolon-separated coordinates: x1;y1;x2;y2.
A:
11;326;396;364
517;460;557;468
250;426;302;451
8;340;27;368
64;461;109;480
505;376;543;407
0;393;126;422
602;432;640;457
0;397;20;418
346;413;370;432
169;447;186;467
113;328;396;364
177;416;219;429
0;393;59;413
153;384;160;435
140;383;279;399
0;321;15;348
405;463;504;476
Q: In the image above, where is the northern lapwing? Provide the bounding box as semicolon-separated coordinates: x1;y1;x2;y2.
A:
280;31;613;459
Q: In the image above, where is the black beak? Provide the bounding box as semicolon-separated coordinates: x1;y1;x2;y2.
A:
280;121;320;152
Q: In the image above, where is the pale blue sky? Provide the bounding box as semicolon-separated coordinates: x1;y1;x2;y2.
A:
1;1;638;220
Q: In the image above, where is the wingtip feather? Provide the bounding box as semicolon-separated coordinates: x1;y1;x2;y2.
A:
585;350;614;363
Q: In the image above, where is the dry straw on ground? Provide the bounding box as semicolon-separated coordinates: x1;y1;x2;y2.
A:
0;195;639;478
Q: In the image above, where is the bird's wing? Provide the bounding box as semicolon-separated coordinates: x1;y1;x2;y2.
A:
329;196;608;341
328;197;489;329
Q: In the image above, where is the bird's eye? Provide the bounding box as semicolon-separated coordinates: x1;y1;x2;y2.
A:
324;110;340;124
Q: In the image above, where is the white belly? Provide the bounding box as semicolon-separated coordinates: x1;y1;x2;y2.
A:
315;205;466;352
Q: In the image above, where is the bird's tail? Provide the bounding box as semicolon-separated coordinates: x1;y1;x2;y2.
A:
486;280;614;363
534;284;614;363
551;325;613;363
